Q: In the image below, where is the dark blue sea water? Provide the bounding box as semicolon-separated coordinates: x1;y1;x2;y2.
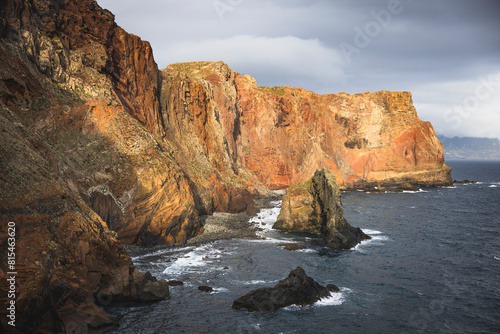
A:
108;160;500;334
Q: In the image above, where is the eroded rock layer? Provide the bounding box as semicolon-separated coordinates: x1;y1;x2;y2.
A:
163;60;451;189
214;64;451;190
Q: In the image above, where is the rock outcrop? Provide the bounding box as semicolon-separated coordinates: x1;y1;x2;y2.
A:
0;0;203;248
232;267;336;312
274;168;370;249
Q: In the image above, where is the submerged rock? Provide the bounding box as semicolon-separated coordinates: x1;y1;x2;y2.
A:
274;168;370;249
232;267;332;312
167;280;184;286
198;286;214;292
453;179;477;184
277;243;308;251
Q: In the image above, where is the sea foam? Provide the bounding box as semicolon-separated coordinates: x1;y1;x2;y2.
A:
402;189;428;193
314;291;345;306
283;289;347;311
354;229;389;252
362;229;383;235
162;244;226;276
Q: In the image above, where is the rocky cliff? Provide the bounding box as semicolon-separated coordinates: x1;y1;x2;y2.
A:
163;60;451;190
236;75;450;190
0;1;186;332
274;168;370;249
0;0;176;331
0;0;450;332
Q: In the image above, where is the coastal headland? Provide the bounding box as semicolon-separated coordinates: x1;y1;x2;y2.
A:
0;0;451;332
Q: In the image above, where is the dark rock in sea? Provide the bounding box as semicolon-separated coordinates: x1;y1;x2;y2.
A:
138;279;170;302
277;243;307;251
198;286;214;292
453;179;477;184
355;181;418;193
326;284;340;292
232;267;332;312
274;168;370;249
167;280;184;286
223;266;230;270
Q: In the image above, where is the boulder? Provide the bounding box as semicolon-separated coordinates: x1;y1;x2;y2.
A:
274;168;370;249
232;267;332;312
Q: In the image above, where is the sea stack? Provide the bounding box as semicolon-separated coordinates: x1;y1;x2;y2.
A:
232;267;335;312
274;168;370;249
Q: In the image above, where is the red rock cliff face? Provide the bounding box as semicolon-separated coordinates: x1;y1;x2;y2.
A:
238;84;450;189
1;0;164;136
160;62;265;216
166;62;451;190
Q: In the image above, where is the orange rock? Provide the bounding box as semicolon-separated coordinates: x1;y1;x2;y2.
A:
235;82;451;189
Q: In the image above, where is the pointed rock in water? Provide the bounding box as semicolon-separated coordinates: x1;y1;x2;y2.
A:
274;168;370;249
232;267;333;312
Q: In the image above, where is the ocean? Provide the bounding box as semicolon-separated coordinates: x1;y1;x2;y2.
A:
107;160;500;334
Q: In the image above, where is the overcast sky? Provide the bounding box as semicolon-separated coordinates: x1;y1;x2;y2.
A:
98;0;500;139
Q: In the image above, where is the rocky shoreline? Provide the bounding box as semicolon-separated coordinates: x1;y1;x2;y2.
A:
123;192;284;252
187;212;257;245
187;192;284;245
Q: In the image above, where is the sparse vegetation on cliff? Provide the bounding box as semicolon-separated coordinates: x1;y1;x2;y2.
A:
259;86;287;96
